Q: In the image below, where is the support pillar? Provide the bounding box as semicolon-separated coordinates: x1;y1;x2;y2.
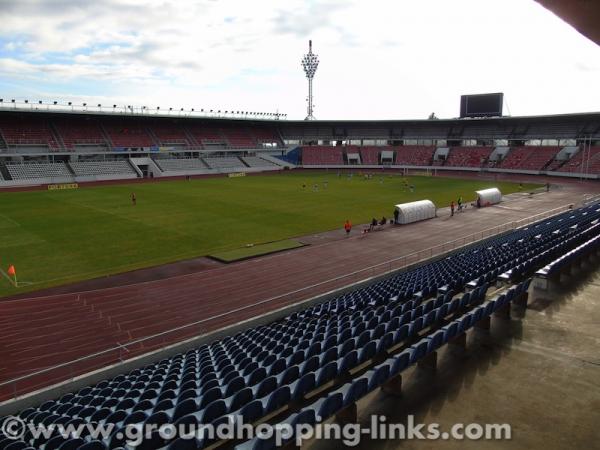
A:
474;315;491;331
418;351;437;371
450;332;467;349
494;303;511;319
335;403;357;424
381;374;403;396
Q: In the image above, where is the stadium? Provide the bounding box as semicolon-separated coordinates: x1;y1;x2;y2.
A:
0;1;599;449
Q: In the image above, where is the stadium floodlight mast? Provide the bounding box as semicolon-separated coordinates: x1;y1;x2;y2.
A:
301;40;319;120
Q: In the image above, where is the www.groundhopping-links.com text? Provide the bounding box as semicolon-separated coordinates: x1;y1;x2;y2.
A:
1;414;511;447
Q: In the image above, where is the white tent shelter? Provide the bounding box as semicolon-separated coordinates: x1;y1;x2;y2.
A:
475;187;502;206
394;200;436;224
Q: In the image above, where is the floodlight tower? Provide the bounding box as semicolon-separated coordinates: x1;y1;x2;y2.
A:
301;40;319;120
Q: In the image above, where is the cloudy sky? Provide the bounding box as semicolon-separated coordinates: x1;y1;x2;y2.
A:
0;0;598;120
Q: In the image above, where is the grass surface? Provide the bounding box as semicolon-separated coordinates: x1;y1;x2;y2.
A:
209;239;305;262
0;172;539;297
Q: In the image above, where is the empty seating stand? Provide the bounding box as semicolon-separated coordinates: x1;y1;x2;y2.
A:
0;117;60;150
186;125;227;147
301;146;344;165
445;146;492;168
103;123;156;149
3;202;599;450
498;146;560;171
151;123;191;147
358;146;380;164
557;147;600;174
221;127;257;148
240;156;279;168
394;146;435;166
54;119;108;149
6;163;72;180
69;161;136;177
203;157;245;170
236;280;532;450
155;158;209;172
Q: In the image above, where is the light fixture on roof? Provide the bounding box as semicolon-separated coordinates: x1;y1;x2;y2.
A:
301;40;319;120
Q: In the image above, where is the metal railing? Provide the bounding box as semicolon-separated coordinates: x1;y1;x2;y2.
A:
0;200;580;400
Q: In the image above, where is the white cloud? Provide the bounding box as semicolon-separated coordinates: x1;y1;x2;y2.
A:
0;0;598;119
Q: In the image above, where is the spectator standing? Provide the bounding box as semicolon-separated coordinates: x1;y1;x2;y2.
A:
344;220;352;236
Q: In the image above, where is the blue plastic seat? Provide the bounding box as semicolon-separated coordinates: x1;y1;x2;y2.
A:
315;361;338;386
319;347;338;366
195;399;227;424
167;437;201;450
254;376;277;398
366;363;391;391
426;330;445;352
76;441;106;450
237;399;264;423
409;340;429;364
423;310;437;328
393;324;411;344
290;373;316;400
390;350;411;376
376;332;394;353
225;387;253;412
277;366;300;386
261;386;291;413
311;392;344;422
442;322;458;341
172;398;197;421
56;439;85;450
336;377;369;406
300;356;319;376
338;350;359;373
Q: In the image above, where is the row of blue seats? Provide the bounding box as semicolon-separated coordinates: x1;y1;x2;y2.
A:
235;280;531;450
536;225;600;277
503;221;600;281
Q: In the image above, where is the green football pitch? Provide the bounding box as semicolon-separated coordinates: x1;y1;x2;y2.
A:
0;172;540;297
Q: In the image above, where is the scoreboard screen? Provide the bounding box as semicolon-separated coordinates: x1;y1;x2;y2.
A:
460;93;503;118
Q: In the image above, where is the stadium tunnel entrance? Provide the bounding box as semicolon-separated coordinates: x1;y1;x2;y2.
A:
129;157;161;178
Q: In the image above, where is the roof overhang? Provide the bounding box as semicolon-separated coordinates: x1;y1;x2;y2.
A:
536;0;600;46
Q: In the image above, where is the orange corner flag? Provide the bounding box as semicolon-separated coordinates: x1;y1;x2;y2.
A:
7;265;16;277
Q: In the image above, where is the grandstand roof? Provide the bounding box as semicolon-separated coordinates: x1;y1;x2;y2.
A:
536;0;600;46
0;107;598;126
